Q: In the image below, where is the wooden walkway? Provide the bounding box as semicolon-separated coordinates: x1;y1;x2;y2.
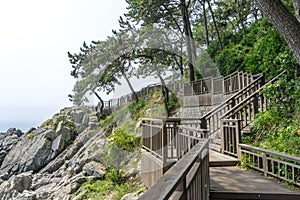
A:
209;150;300;199
210;166;297;192
209;150;239;167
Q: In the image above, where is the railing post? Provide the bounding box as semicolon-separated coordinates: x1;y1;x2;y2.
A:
237;144;242;160
177;177;187;200
263;153;268;177
200;118;207;130
235;119;242;155
253;94;259;114
162;120;168;164
221;119;225;154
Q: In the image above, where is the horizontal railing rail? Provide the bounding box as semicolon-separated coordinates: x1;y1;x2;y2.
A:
177;125;208;159
139;139;210;200
219;71;286;156
199;73;264;136
239;144;300;186
183;71;254;97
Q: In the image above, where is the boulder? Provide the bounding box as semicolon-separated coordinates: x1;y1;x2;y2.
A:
9;172;32;193
82;161;105;179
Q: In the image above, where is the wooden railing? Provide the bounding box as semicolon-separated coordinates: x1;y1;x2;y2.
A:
141;118;208;188
102;83;161;112
238;144;300;186
220;71;285;156
139;139;210;200
100;71;255;113
177;125;208;159
184;71;253;96
199;73;264;137
142;118;181;162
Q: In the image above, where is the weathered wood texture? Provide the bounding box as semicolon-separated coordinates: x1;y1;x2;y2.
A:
141;118;208;187
210;191;300;200
220;71;285;156
139;140;210;200
210;166;295;192
199;73;264;137
239;144;300;187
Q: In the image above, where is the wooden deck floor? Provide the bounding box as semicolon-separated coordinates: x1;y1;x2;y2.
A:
209;150;239;167
210;166;298;193
209;150;300;197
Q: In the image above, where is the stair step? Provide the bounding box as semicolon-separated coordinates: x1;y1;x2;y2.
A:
210;143;222;153
209;150;239;167
212;138;221;145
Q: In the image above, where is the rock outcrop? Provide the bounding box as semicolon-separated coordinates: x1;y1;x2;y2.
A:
0;128;24;170
0;106;125;199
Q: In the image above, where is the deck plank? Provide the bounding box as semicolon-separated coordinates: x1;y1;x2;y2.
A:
209;150;239;167
210;166;298;192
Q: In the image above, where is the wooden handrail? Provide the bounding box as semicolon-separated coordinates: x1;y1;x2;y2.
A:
139;139;210;200
220;71;286;119
239;143;300;186
201;73;263;120
239;144;300;163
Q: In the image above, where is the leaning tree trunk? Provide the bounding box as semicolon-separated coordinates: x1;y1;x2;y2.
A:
254;0;300;65
93;91;104;113
122;73;138;103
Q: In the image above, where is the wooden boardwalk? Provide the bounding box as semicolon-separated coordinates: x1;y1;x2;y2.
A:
209;150;300;199
210;166;297;192
209;150;239;167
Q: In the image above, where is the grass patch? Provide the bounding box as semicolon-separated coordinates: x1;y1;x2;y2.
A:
74;169;143;200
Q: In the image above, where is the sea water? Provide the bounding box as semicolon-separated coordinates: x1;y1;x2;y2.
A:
0;121;39;133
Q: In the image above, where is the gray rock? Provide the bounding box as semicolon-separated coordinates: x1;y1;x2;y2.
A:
121;193;139;200
9;172;32;193
7;128;24;137
82;161;105;178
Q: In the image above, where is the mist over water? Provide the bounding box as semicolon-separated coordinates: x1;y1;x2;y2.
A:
0;121;40;133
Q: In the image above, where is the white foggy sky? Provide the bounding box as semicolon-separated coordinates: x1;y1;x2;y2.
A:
0;0;130;131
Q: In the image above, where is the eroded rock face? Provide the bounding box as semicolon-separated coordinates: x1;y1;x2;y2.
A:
0;106;141;199
0;128;24;167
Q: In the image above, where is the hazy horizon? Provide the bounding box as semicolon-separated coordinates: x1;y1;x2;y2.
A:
0;0;128;131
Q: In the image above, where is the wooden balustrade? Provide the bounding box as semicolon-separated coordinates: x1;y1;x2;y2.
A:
221;119;241;157
101;71;255;114
139;139;210;200
238;144;300;186
183;71;252;96
177;125;208;159
199;73;264;137
141;118;208;188
220;71;285;156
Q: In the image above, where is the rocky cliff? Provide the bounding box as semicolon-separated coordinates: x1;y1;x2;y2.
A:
0;106;142;200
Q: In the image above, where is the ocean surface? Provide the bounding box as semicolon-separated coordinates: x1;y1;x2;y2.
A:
0;121;40;133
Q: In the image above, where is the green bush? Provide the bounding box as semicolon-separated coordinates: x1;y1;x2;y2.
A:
104;129;141;169
108;129;140;152
128;100;146;120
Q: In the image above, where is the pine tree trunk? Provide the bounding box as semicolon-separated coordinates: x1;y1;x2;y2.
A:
202;0;210;46
123;74;139;103
93;91;104;113
255;0;300;65
180;0;195;82
158;74;170;117
293;0;300;22
207;0;223;50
